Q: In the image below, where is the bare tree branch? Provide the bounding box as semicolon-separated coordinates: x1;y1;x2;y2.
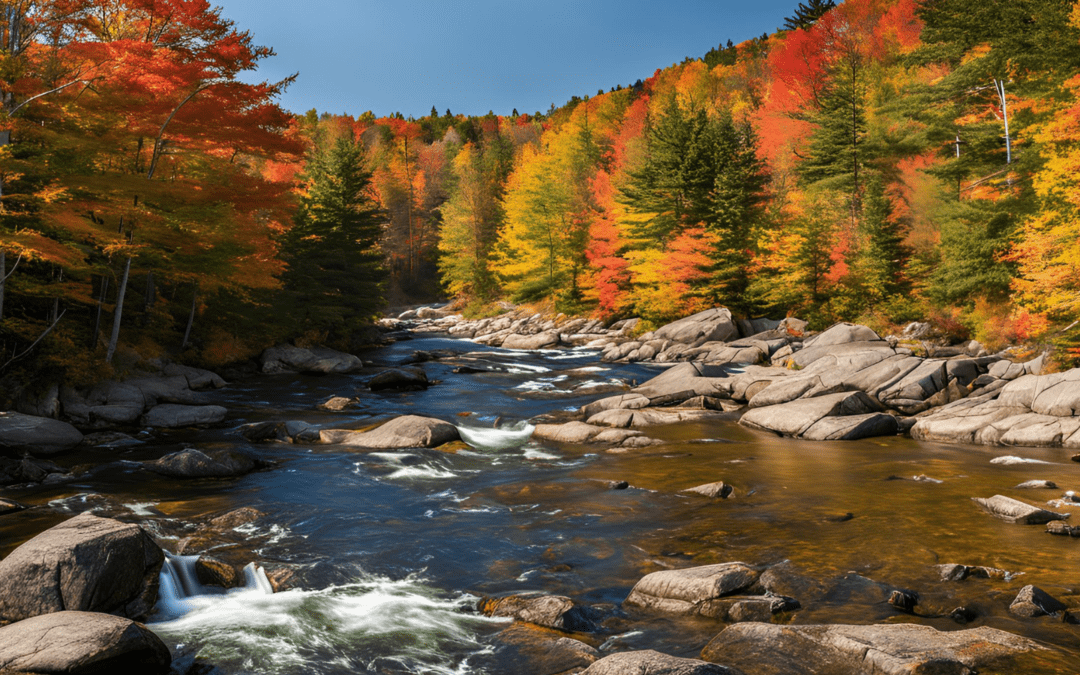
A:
1;309;65;371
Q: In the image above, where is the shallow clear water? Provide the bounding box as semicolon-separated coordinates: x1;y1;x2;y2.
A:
2;335;1079;674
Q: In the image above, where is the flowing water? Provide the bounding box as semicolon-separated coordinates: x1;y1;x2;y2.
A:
1;334;1079;673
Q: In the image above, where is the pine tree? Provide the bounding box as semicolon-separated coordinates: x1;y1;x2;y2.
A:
283;134;384;334
855;175;907;307
782;0;836;31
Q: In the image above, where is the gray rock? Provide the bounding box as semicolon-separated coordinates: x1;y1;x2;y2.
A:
803;322;883;347
588;408;730;428
147;448;260;478
163;363;227;389
935;564;1010;581
739;391;882;438
488;623;599;675
581;650;742;675
1014;480;1058;489
800;413;899;441
972;495;1069;524
701;623;1042;675
502;331;560;350
261;344;364;374
1009;585;1069;618
141;403;227;428
726;595;801;623
320;415;460;448
624;563;759;617
654;307;739;346
0;512;163;622
1046;521;1080;537
0;611;170;674
478;594;598;632
581;393;650;419
533;422;606;444
0;411;83;455
787;340;895;370
683;481;734;499
369;367;429;391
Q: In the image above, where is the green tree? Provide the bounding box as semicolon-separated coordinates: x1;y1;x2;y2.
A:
854;174;907;308
283;133;384;335
783;0;836;31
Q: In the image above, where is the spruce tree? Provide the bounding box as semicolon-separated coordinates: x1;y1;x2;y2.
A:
782;0;836;31
855;175;907;307
283;134;384;334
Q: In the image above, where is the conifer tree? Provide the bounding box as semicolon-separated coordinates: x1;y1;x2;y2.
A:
283;134;384;334
855;175;906;307
782;0;836;31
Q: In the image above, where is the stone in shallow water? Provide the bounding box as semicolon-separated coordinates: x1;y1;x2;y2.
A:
1014;479;1058;489
624;563;760;617
1009;585;1069;618
972;495;1069;524
682;481;734;499
477;593;599;632
581;650;743;675
700;622;1043;675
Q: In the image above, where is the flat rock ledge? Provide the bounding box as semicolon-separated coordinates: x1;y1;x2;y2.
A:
320;415;460;449
581;650;744;675
972;495;1069;524
700;622;1043;675
0;611;171;674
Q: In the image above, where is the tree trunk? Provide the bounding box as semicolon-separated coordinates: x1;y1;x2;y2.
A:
995;79;1012;165
142;270;155;319
105;257;132;364
181;281;198;350
91;275;109;349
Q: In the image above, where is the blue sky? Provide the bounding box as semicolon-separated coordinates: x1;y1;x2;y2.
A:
216;0;800;118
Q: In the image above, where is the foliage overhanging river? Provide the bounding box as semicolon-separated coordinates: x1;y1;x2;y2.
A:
2;333;1078;674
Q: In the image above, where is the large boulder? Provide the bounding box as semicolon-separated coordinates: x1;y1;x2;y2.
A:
320;415;460;448
803;322;883;347
163;363;227;389
1009;585;1069;618
502;331;561;350
260;344;364;374
581;650;742;675
999;370;1080;416
654;308;739;347
700;623;1042;675
0;611;171;674
624;563;760;618
146;448;261;478
0;513;163;622
140;403;227;428
0;411;83;455
533;422;607;444
739;391;884;439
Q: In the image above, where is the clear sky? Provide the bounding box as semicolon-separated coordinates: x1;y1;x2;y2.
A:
215;0;800;119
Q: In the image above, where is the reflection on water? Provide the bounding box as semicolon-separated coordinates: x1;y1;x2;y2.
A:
1;335;1079;673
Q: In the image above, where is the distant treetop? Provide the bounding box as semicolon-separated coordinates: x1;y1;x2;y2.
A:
782;0;837;30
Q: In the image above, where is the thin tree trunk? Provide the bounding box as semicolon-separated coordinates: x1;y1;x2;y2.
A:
147;84;213;180
995;79;1012;165
1;310;65;371
105;256;132;364
91;275;109;349
181;281;198;350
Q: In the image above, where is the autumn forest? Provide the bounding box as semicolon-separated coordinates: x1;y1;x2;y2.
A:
2;0;1079;393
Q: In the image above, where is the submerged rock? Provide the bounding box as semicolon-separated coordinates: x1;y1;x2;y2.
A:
0;512;163;623
935;564;1011;581
147;447;261;478
141;403;227;428
683;481;734;499
581;650;742;675
487;623;599;675
0;611;171;674
700;622;1043;675
320;415;460;449
1046;521;1080;537
368;367;429;391
624;563;760;618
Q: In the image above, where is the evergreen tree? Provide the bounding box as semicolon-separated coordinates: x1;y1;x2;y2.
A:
854;175;907;307
782;0;836;31
283;134;384;334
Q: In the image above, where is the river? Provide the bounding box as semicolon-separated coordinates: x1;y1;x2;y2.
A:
1;334;1078;674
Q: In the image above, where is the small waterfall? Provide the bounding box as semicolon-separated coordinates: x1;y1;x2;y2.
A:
456;421;535;450
156;551;273;621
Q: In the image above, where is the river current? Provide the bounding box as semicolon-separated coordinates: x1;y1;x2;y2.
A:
1;334;1078;674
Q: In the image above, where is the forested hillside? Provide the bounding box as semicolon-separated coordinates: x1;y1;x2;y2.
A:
2;0;1079;394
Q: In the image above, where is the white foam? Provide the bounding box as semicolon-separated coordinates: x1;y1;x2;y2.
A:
523;447;560;461
124;502;159;516
150;572;498;675
457;422;534;450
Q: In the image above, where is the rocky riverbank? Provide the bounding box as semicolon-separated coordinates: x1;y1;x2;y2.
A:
2;302;1079;674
